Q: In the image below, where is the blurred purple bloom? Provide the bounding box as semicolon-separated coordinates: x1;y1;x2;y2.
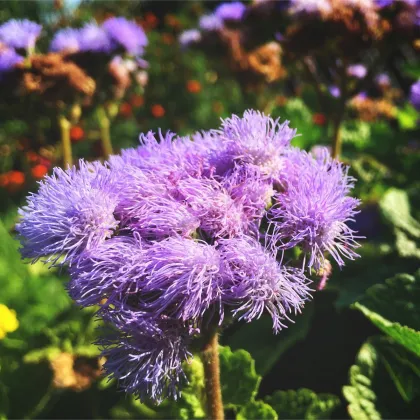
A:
103;17;147;55
50;28;80;52
289;0;332;15
375;73;390;86
178;29;202;47
215;2;246;21
0;19;42;50
409;80;420;110
100;326;191;402
0;48;23;74
269;148;361;269
347;64;367;79
219;236;311;332
17;161;119;266
78;23;113;53
199;14;224;31
329;85;341;98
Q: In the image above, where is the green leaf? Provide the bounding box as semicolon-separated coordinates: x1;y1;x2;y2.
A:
236;400;278;420
355;304;420;357
265;388;340;419
343;342;382;420
219;346;261;407
395;229;420;259
225;304;313;375
24;346;61;363
397;104;419;131
379;188;420;238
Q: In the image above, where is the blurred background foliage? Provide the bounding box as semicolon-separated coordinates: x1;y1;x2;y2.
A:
0;0;420;419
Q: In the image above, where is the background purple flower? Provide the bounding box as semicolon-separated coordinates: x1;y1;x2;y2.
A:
50;28;80;52
199;14;224;31
347;64;367;79
215;2;246;21
179;29;202;48
0;48;23;74
78;23;113;53
0;19;42;51
409;80;420;110
103;17;147;55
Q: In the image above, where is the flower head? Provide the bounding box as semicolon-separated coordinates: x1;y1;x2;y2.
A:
347;64;367;79
219;237;311;332
0;48;23;74
179;29;202;48
410;80;420;111
17;161;119;266
103;17;147;55
0;304;19;339
0;19;42;50
199;14;224;31
50;28;80;53
269;148;361;269
78;23;112;53
215;2;246;21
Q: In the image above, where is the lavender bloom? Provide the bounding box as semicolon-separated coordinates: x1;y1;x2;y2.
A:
50;28;80;53
0;19;42;51
409;80;420;111
103;17;147;55
0;48;23;74
78;23;113;53
100;327;191;402
219;237;311;332
289;0;332;15
347;64;367;79
213;110;296;179
17;161;119;266
199;14;224;31
269;148;361;269
329;85;341;98
179;29;202;48
375;73;390;87
215;2;246;21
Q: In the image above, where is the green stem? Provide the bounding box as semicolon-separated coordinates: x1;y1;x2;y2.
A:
58;115;72;167
25;385;54;419
97;107;113;158
202;331;224;420
331;115;343;159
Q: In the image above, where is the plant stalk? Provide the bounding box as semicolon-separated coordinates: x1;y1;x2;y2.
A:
58;115;72;167
202;331;224;420
97;107;113;158
331;115;343;159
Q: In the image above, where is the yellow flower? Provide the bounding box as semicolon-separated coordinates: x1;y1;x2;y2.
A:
0;304;19;339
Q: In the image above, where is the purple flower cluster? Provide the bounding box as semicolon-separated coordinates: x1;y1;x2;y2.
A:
50;17;147;56
17;110;361;402
410;80;420;111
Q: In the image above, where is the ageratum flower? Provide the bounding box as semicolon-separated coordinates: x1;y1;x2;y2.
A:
103;17;148;55
50;28;80;53
17;161;119;266
410;80;420;111
212;110;296;179
100;325;191;402
0;19;42;51
178;29;202;48
289;0;332;15
219;236;311;332
215;2;246;21
78;23;113;53
0;48;23;74
199;14;224;31
347;64;367;79
269;148;361;269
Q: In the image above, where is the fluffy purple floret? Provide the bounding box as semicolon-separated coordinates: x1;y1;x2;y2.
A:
215;2;246;21
329;85;341;98
100;327;191;402
409;80;420;111
269;148;361;269
0;19;42;50
17;161;119;266
0;48;23;73
179;29;202;47
347;64;367;79
103;17;147;55
219;236;312;332
50;28;80;52
78;23;113;53
213;110;296;179
199;14;224;31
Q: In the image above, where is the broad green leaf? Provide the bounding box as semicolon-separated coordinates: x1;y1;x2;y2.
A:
379;188;420;238
395;229;420;259
236;400;278;420
355;304;420;357
397;104;418;131
265;388;340;419
219;346;261;407
225;304;313;375
343;342;382;420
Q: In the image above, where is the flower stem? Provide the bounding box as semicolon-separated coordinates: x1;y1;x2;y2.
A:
202;331;224;420
97;107;113;158
58;115;72;167
331;115;342;159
